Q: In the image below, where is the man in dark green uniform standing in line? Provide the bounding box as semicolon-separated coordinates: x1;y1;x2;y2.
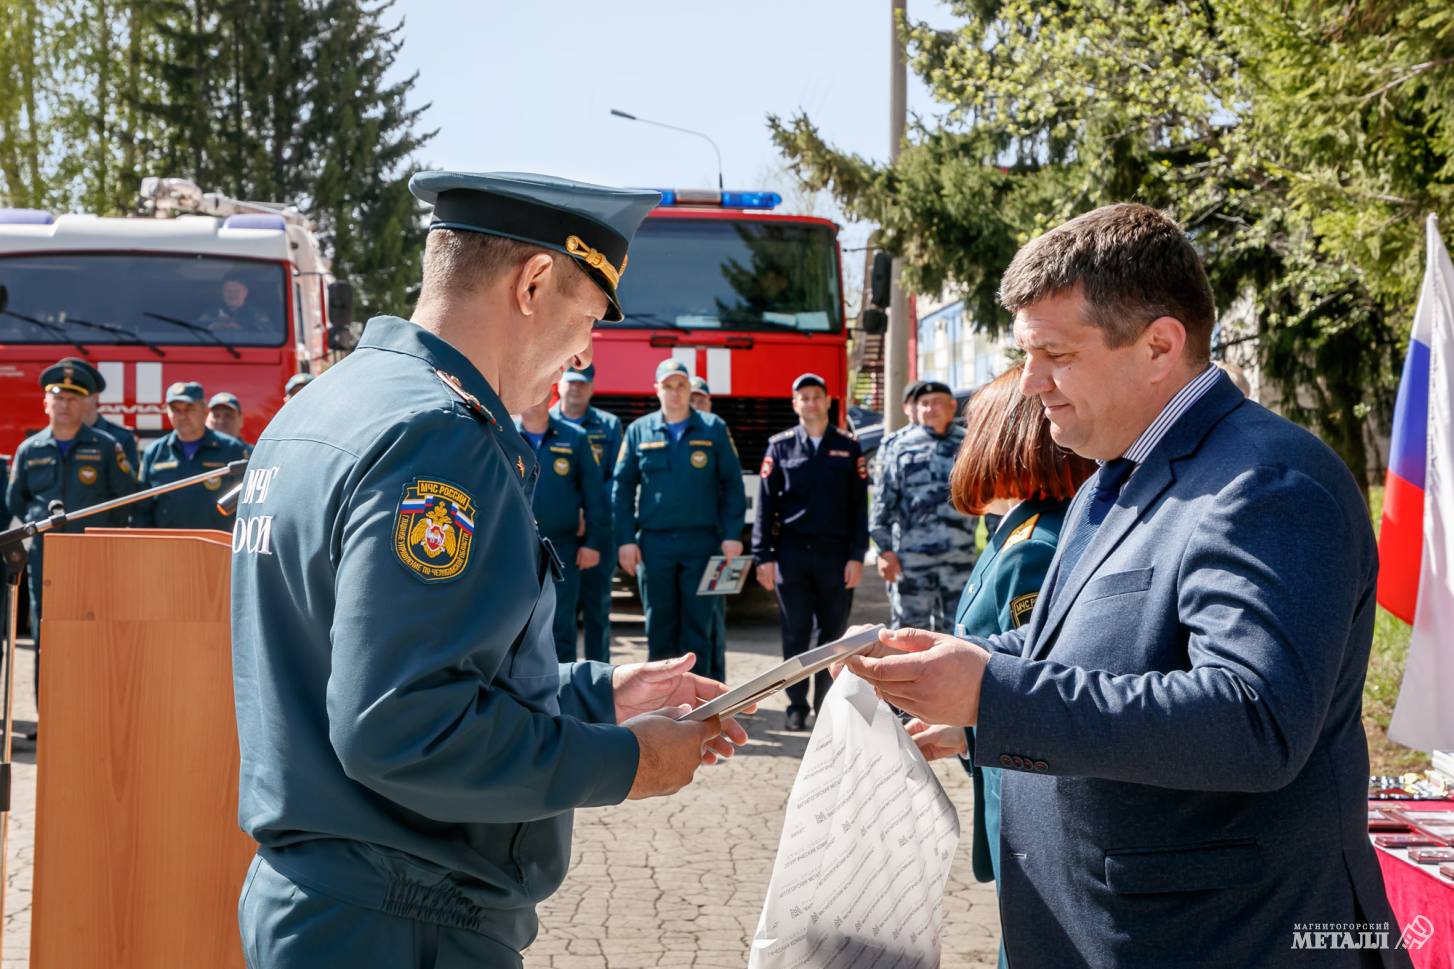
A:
7;362;135;717
230;172;746;969
550;365;622;663
132;381;250;531
614;359;745;683
516;397;609;663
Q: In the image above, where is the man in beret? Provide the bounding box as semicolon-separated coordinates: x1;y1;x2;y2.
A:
53;355;141;472
613;359;745;683
132;382;250;531
206;391;247;444
550;365;623;663
231;171;746;969
870;379;979;631
6;361;135;716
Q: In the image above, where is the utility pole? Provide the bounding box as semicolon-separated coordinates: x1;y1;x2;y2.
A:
884;0;910;432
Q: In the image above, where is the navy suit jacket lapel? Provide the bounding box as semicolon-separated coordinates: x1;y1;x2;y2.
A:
1028;373;1246;662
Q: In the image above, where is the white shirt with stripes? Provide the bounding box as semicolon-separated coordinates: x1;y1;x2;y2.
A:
1120;363;1222;466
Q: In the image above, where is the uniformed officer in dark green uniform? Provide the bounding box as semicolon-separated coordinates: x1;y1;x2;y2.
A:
6;361;136;711
206;390;248;444
550;365;623;663
132;382;251;531
614;359;745;683
231;171;745;969
515;398;609;663
55;355;141;472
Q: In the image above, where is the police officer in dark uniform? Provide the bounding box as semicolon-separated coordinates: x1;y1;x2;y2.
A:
55;355;141;472
230;171;745;969
550;364;623;663
614;359;746;683
752;373;869;730
132;382;250;531
516;397;609;663
6;361;135;710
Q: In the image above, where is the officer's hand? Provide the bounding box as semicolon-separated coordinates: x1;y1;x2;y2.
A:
613;654;751;762
756;562;776;590
721;539;743;559
843;627;990;727
905;718;968;761
876;550;901;582
844;559;863;589
577;510;586;537
618;543;642;576
577;546;601;570
624;708;724;799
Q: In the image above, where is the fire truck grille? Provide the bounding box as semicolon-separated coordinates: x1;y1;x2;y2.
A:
589;394;839;473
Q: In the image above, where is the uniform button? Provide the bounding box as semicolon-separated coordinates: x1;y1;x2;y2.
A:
1013;756;1026;768
999;754;1013;767
1033;760;1049;772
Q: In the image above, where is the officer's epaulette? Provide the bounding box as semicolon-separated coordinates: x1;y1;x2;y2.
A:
435;370;498;426
769;429;795;443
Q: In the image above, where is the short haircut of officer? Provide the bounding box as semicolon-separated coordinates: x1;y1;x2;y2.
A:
949;363;1096;515
420;228;589;299
997;202;1216;362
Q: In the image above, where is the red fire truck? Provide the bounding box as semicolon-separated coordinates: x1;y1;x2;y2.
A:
0;177;352;455
590;189;849;522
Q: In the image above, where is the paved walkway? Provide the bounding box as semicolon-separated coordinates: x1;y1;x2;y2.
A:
0;579;1000;967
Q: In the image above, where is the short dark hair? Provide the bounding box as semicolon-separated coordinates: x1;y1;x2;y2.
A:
998;203;1215;362
949;363;1097;515
420;229;586;300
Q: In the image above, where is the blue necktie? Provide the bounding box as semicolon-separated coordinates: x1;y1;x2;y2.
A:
1049;457;1135;605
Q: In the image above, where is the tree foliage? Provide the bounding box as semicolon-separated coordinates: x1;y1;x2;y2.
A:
0;0;434;317
770;0;1454;482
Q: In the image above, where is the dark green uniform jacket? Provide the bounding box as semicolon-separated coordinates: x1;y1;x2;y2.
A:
133;428;250;531
953;496;1068;884
93;414;140;474
549;403;622;483
519;416;609;551
5;424;135;528
230;316;639;951
611;408;745;546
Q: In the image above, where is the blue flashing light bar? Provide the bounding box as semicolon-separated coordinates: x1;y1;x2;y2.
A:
650;190;782;210
223;213;287;231
0;208;54;225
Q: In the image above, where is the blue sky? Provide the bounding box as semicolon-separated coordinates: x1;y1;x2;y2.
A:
390;1;961;254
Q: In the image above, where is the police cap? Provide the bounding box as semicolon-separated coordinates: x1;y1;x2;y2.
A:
690;376;711;395
655;359;691;383
165;381;205;404
791;372;826;393
56;356;106;393
40;359;99;397
408;171;661;324
909;379;953;401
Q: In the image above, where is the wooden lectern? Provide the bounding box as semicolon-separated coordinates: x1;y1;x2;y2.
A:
30;530;254;969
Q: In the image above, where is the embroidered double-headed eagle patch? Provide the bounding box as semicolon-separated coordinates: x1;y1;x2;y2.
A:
394;477;477;583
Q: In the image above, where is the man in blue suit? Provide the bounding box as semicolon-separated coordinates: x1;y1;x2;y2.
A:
847;203;1409;968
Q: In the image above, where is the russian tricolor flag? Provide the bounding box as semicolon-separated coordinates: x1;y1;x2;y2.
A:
1380;215;1454;752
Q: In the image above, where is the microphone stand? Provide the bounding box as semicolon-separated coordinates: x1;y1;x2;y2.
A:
0;457;248;931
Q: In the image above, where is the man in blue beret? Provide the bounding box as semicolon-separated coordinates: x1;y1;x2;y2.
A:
231;171;747;969
515;396;609;663
53;355;141;473
132;382;250;531
550;364;623;663
613;358;746;683
6;361;136;717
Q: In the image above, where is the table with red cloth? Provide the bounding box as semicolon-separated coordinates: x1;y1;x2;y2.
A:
1370;799;1454;969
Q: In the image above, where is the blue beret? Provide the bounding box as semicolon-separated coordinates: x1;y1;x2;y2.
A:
284;373;313;395
165;381;205;404
40;359;100;397
408;170;661;323
208;391;241;412
690;376;711;395
792;372;826;393
655;359;691;382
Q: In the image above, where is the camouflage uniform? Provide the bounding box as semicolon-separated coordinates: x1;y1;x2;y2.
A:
869;423;979;630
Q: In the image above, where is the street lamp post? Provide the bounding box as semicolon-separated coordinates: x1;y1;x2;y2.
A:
609;108;725;191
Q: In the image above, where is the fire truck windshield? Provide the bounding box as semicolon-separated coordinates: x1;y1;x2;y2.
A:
609;217;841;333
0;252;288;347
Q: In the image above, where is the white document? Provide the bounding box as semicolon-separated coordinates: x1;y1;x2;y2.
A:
749;672;960;969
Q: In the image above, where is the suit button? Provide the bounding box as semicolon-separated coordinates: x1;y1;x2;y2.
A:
999;754;1013;767
1033;760;1049;772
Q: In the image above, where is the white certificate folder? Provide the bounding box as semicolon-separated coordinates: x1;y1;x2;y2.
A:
676;625;886;722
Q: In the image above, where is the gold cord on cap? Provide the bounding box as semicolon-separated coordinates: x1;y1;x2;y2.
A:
565;235;627;288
